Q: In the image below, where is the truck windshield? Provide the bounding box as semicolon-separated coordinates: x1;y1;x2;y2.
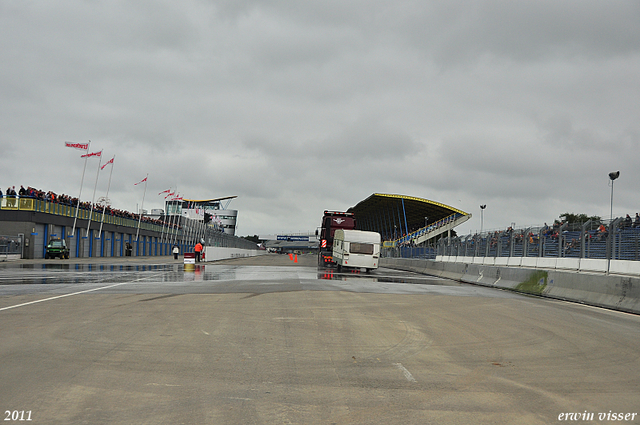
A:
350;243;374;255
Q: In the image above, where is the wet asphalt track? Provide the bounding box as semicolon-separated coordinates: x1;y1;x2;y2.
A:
1;254;639;424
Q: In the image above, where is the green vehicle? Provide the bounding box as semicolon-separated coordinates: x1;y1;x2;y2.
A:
45;238;69;259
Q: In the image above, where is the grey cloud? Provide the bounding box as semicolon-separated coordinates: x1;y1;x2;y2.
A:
393;1;640;65
241;118;422;162
2;0;640;236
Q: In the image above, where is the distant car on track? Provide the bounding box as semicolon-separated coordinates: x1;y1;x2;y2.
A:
45;238;69;259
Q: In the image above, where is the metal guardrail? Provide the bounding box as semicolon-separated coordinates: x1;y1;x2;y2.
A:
1;197;179;234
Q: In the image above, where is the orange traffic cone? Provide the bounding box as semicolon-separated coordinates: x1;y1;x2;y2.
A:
288;253;293;261
294;254;298;263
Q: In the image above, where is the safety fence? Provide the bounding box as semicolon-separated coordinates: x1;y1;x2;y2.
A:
0;234;23;259
383;218;640;263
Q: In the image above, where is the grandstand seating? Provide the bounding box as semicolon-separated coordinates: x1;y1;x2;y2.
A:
386;218;640;263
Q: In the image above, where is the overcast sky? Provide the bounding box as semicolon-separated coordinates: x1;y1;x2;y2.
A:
2;1;639;237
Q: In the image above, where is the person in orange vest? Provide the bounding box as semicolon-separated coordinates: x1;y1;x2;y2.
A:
194;242;203;262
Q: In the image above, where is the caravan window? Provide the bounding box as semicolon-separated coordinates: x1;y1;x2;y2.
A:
350;242;374;255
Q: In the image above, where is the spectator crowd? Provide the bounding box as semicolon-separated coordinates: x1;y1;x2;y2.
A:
1;184;179;229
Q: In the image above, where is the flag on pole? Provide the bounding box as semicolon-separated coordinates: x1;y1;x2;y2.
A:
165;191;175;199
70;140;91;236
135;173;149;241
158;189;171;195
65;141;89;150
100;156;114;170
81;151;102;158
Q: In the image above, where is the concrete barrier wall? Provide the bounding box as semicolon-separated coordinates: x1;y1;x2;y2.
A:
0;254;21;262
439;255;640;275
381;257;640;315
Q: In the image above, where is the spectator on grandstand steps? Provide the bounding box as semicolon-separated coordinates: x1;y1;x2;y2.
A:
634;213;640;228
564;238;578;255
541;223;550;236
596;224;608;241
623;214;633;228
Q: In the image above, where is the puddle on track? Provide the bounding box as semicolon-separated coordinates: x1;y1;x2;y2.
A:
0;263;460;289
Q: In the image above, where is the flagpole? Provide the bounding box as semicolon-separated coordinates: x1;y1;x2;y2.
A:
170;195;180;246
85;151;103;238
175;196;184;246
187;201;194;248
170;207;176;246
135;174;148;242
162;188;173;253
98;156;115;237
198;205;203;244
158;188;173;246
173;198;179;246
71;141;90;237
159;194;168;245
167;195;174;245
182;202;189;247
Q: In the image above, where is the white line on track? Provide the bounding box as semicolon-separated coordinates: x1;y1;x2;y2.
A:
0;273;163;312
393;362;417;382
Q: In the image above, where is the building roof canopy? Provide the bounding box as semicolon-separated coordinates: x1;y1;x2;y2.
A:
348;193;468;233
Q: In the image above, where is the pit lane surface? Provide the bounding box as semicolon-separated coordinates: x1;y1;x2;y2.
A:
1;254;639;424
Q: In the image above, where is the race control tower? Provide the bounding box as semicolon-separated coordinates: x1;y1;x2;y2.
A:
165;196;238;236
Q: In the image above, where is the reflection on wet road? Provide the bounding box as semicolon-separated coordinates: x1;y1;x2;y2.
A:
0;262;517;300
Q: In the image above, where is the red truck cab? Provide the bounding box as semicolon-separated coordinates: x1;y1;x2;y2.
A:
317;210;356;266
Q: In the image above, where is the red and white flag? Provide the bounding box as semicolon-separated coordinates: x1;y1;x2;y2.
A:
100;156;114;170
172;194;183;200
65;141;89;150
81;151;102;158
158;189;171;195
134;177;147;186
164;191;175;199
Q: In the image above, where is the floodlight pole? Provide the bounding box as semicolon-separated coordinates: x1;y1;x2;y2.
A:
609;171;620;222
610;180;615;222
607;171;620;274
480;205;486;234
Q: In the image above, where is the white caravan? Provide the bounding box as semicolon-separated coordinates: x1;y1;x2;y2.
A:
332;229;381;272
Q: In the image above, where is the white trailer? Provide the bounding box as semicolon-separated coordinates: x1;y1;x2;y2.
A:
332;229;381;272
